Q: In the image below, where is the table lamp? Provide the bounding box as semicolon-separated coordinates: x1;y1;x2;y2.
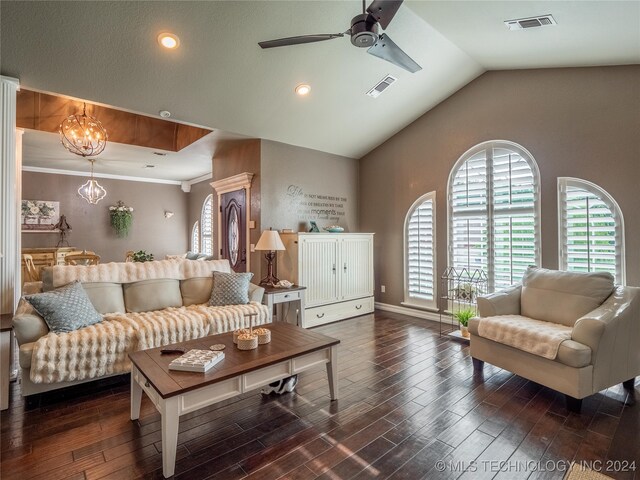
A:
255;228;286;286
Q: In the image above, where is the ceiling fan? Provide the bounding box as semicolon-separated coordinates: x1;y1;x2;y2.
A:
258;0;421;74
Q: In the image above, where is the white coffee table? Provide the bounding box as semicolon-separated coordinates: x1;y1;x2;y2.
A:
129;322;339;478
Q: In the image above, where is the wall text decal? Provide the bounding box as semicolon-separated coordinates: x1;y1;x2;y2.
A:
286;184;347;224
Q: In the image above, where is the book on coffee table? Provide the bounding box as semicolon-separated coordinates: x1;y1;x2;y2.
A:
168;349;225;373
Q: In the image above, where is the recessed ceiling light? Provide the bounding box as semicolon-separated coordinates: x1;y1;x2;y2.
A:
159;110;171;118
295;84;311;96
157;33;180;49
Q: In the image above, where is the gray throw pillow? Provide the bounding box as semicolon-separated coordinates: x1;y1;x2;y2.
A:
24;280;103;333
208;271;254;306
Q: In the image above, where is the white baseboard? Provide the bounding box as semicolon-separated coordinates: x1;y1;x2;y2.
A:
374;302;441;323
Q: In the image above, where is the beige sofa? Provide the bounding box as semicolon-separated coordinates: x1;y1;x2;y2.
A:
13;259;267;396
470;266;639;412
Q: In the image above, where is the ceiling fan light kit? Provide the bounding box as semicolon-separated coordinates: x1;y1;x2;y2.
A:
258;0;421;74
350;13;379;48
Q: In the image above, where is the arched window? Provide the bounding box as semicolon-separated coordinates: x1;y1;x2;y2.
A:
448;141;540;291
558;178;625;284
201;195;213;256
191;221;200;254
403;192;437;309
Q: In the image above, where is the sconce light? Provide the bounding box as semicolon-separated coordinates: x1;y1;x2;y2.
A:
164;211;174;219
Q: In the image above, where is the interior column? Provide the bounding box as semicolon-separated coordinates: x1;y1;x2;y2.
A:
0;76;21;315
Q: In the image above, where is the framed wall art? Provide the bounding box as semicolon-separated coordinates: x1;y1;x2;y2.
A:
21;200;60;232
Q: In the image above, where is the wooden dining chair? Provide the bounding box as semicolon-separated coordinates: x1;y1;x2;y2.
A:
64;253;100;266
22;254;40;282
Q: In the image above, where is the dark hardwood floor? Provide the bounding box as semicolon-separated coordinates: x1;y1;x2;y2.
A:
1;311;638;480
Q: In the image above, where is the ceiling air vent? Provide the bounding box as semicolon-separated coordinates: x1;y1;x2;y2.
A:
504;14;556;31
366;75;397;98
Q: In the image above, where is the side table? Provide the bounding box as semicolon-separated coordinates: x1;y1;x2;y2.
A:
1;313;15;410
262;285;307;327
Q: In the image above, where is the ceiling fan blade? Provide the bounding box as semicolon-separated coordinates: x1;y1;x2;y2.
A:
259;33;345;49
367;33;422;73
366;0;404;29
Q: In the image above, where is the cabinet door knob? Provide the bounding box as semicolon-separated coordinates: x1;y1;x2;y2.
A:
284;294;289;298
355;305;362;310
317;313;325;318
145;381;150;387
332;264;336;273
344;263;347;272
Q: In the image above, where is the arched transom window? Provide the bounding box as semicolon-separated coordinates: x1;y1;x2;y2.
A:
404;191;437;309
191;221;200;254
201;195;213;256
558;178;625;285
448;140;540;291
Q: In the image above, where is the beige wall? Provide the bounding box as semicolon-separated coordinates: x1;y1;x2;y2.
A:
260;139;359;233
359;66;640;308
22;171;188;262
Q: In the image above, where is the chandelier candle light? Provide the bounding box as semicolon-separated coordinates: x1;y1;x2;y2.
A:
59;102;108;157
255;228;286;286
78;159;107;205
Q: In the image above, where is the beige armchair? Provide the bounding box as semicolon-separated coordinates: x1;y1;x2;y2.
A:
470;266;639;412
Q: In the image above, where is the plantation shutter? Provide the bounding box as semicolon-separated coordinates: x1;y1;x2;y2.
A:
406;194;436;307
449;142;540;292
191;222;200;254
559;179;624;284
492;149;538;290
450;150;489;278
201;195;213;256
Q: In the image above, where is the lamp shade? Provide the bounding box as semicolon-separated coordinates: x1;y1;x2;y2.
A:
255;229;285;251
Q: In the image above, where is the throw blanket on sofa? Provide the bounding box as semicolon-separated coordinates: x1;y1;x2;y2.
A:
477;314;572;360
48;259;231;289
30;302;269;384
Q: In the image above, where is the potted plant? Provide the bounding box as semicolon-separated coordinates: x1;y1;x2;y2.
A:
131;250;154;262
109;201;134;237
454;308;475;338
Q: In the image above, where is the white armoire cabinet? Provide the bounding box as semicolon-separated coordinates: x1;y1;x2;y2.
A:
278;233;374;327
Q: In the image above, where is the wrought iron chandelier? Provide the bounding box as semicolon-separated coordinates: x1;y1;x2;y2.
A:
78;159;107;205
59;103;108;157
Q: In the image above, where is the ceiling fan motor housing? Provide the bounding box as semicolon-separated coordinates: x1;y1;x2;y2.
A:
350;13;379;47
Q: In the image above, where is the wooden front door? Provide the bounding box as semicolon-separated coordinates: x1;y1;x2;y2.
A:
220;189;247;272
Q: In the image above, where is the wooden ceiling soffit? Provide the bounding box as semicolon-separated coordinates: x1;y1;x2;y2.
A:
16;89;212;152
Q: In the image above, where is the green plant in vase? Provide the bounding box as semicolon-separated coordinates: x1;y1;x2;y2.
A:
132;250;154;262
109;201;133;237
454;308;475;338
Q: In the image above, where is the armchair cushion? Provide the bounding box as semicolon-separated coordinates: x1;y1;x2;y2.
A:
477;285;521;317
476;314;572;359
520;267;614;327
470;316;591;368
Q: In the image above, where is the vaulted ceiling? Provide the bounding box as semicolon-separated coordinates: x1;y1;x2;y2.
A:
2;1;638;167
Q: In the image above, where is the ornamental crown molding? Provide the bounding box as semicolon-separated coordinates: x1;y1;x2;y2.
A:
210;172;254;195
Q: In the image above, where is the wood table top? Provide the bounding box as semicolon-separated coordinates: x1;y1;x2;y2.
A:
1;313;13;332
129;322;339;399
262;285;306;294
